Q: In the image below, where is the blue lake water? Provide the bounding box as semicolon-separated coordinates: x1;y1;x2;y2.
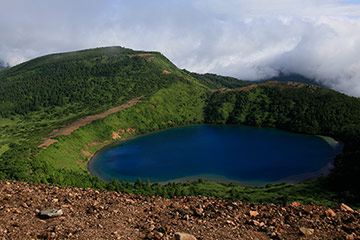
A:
88;125;343;185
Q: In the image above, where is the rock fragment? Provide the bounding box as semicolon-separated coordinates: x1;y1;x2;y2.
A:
194;206;204;216
340;203;354;212
252;220;260;226
174;232;197;240
325;208;336;217
299;227;314;236
154;231;164;239
40;209;63;218
346;234;355;240
249;210;259;217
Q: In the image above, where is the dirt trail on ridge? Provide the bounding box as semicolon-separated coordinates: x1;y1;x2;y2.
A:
38;96;143;149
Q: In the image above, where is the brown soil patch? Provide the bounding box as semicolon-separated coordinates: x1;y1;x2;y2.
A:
81;149;92;157
38;139;59;149
38;96;143;149
50;97;143;137
87;142;102;147
0;180;359;240
211;83;259;93
111;131;121;140
233;84;258;92
85;142;102;149
211;81;318;93
162;70;171;74
210;84;258;93
111;128;136;140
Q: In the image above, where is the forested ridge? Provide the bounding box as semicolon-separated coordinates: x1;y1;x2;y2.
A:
0;47;359;207
204;85;360;201
0;47;184;117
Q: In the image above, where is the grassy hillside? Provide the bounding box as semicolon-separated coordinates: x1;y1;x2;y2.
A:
0;46;197;161
0;47;359;207
36;82;207;172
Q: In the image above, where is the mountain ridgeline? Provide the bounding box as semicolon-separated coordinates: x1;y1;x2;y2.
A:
0;47;359;207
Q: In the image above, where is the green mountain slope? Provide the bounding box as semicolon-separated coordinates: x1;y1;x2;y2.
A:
0;47;359;207
0;47;186;117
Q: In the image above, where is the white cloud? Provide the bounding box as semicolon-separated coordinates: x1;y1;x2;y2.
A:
1;0;360;96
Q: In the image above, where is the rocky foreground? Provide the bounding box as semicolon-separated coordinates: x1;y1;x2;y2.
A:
0;180;359;239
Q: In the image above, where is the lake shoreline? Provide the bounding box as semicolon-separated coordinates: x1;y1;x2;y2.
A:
155;160;336;187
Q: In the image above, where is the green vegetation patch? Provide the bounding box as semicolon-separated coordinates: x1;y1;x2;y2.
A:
36;81;207;171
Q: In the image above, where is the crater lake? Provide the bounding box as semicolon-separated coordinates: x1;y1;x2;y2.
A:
88;125;343;186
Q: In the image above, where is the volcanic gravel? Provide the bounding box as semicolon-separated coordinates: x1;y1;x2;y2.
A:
0;180;359;239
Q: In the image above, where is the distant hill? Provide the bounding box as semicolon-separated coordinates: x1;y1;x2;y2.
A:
186;71;323;89
260;73;325;87
0;61;7;71
184;70;249;89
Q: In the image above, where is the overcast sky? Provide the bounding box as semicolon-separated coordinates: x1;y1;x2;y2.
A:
1;0;360;96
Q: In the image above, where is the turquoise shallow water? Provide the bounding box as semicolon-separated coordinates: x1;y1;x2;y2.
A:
88;125;343;185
